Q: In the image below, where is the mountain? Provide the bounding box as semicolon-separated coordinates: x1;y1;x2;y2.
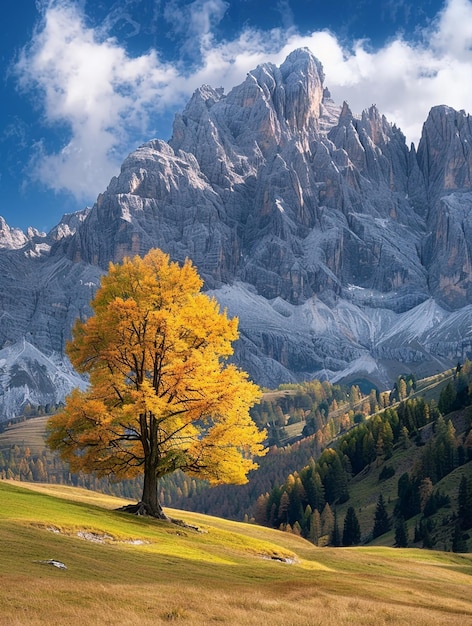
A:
1;47;472;419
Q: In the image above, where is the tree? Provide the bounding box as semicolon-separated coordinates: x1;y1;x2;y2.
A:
342;506;361;546
458;474;472;529
278;491;291;527
398;378;407;401
320;502;334;539
452;522;468;553
47;249;265;519
438;382;455;415
394;516;409;547
331;510;342;546
372;493;390;538
419;477;434;513
309;509;321;545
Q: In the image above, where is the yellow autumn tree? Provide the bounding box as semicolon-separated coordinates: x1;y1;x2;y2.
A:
46;249;265;518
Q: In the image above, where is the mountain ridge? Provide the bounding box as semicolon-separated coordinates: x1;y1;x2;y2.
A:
1;47;472;418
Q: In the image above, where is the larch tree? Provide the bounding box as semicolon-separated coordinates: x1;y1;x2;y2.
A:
46;249;265;519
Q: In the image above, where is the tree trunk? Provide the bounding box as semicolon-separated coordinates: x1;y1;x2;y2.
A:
141;463;169;519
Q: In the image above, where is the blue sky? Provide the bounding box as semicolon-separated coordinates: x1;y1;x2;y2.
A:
2;0;471;232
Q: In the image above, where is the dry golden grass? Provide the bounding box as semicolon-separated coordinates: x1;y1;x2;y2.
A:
0;480;471;626
0;416;49;454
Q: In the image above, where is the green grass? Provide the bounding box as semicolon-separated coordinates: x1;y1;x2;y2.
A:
0;480;471;625
411;370;455;403
334;443;422;543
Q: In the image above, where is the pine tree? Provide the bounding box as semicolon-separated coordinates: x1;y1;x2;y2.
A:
331;510;342;546
394;516;409;547
362;431;376;465
372;494;390;538
309;509;321;546
323;453;349;504
438;382;455;415
458;474;472;529
342;506;361;546
278;491;290;527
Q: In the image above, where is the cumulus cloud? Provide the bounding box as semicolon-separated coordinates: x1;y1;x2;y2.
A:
15;0;183;201
14;0;472;205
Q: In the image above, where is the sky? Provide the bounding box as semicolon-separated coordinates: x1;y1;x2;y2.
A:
2;0;472;232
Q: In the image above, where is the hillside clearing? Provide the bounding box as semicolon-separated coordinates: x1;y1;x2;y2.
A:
0;480;471;625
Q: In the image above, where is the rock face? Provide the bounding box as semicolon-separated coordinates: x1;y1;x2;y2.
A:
1;48;472;419
417;106;472;308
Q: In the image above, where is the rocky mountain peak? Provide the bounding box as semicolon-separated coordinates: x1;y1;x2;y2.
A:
418;105;472;204
338;101;354;125
0;216;28;250
170;47;326;170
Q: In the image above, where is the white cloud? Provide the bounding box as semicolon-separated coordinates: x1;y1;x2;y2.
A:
15;0;182;201
14;0;472;204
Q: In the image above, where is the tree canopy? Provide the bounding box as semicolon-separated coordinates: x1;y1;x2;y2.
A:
47;249;265;518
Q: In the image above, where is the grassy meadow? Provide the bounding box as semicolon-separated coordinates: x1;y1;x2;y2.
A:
0;416;49;455
0;480;471;625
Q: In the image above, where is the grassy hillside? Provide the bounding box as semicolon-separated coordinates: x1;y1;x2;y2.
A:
0;415;49;454
1;480;472;626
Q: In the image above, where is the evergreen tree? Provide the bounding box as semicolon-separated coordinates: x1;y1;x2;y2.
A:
342;506;361;546
395;472;420;519
331;510;342;546
372;494;390;538
278;491;290;527
323;453;349;504
452;522;468;553
438;382;455;415
458;474;472;529
309;509;321;546
288;476;306;525
362;431;376;465
301;464;325;512
394;516;409;547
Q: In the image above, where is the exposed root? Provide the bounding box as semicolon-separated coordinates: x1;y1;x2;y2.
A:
116;502;204;531
116;502;163;518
